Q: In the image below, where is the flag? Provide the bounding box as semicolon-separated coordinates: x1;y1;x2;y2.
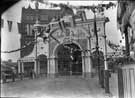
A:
93;14;98;47
1;19;4;28
7;20;12;32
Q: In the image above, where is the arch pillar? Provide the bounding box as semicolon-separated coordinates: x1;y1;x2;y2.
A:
82;51;93;78
47;56;57;78
82;52;85;77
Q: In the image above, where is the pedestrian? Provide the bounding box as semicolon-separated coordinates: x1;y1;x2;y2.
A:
12;68;16;82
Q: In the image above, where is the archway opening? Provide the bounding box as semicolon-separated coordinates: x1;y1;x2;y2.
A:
38;55;47;75
57;43;82;76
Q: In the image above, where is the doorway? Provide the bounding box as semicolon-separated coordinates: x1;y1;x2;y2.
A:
38;55;47;76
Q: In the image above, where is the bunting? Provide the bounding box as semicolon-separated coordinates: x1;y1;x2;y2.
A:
7;20;13;32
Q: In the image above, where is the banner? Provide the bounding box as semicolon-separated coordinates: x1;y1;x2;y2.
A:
7;20;13;32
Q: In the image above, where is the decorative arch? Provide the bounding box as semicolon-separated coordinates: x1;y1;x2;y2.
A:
48;27;90;76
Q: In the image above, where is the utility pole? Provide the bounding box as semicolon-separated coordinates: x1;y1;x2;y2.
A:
91;7;101;85
33;0;39;77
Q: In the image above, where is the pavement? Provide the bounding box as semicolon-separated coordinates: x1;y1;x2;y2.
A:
1;75;118;98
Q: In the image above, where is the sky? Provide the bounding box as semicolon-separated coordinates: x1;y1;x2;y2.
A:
1;0;124;62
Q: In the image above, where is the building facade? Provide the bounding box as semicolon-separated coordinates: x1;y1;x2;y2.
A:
17;7;114;78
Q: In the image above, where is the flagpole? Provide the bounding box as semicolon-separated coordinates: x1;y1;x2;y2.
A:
91;7;101;86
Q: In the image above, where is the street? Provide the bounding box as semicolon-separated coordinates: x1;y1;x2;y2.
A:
1;75;115;98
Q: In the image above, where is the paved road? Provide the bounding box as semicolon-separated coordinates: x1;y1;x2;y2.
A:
1;76;113;98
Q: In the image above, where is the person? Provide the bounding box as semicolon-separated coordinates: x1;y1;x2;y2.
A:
12;68;16;82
